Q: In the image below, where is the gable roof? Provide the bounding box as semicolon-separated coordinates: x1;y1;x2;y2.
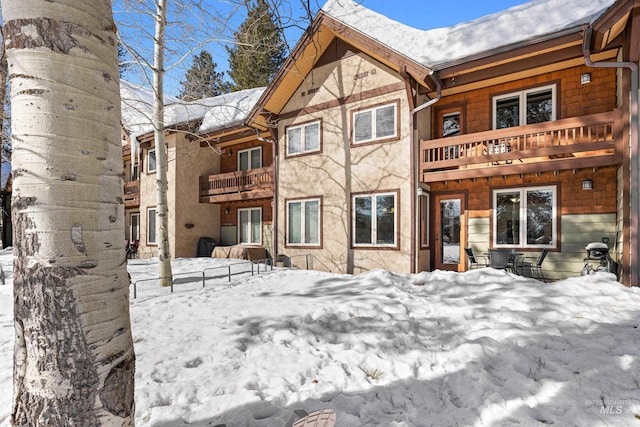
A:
249;0;623;124
321;0;618;70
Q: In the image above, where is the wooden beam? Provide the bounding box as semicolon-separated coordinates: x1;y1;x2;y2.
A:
421;154;620;182
200;190;274;204
431;50;618;97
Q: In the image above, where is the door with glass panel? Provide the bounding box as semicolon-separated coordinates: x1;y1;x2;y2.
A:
433;194;466;271
238;208;262;245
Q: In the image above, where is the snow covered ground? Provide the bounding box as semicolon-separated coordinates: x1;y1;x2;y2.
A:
1;249;640;426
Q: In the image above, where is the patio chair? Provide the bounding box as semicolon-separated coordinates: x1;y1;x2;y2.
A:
464;247;489;269
488;249;515;271
126;240;139;259
292;409;336;427
515;249;549;281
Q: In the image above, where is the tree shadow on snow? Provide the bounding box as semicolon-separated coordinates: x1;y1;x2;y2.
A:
144;274;640;426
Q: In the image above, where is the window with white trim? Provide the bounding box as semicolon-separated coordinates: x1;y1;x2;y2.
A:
493;84;556;129
353;103;397;144
130;212;140;242
147;149;157;173
287;198;320;246
238;208;262;245
353;192;397;247
493;186;557;248
238;147;262;171
147;208;157;245
286;121;320;156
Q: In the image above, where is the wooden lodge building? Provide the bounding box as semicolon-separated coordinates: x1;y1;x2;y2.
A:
120;0;640;286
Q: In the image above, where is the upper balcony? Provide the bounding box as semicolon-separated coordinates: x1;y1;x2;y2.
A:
124;180;140;208
199;165;274;203
420;110;623;182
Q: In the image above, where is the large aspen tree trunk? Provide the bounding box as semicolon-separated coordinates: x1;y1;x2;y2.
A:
2;0;136;425
152;0;173;285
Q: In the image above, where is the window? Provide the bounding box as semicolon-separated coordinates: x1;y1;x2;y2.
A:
286;121;320;156
353;192;397;247
238;147;262;171
442;112;460;159
353;103;397;144
493;85;556;129
130;213;140;242
287;198;320;246
493;186;556;248
131;163;139;181
147;208;157;245
493;85;557;129
147;149;157;173
442;112;461;137
238;208;262;245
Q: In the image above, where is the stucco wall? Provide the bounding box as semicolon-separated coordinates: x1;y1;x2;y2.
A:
173;135;220;258
277;52;413;274
137;141;159;258
133;133;220;259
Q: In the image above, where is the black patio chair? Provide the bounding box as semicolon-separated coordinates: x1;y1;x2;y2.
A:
464;247;489;269
126;239;139;259
515;249;549;281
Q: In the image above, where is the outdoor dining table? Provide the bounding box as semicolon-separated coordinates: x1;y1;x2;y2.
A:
486;249;523;272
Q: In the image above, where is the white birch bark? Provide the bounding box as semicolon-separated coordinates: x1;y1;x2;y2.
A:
152;0;173;285
2;0;135;425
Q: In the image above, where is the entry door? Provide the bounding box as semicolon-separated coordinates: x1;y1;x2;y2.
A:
433;194;466;271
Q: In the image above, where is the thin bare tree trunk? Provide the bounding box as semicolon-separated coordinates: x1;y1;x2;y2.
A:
153;0;173;285
2;0;135;425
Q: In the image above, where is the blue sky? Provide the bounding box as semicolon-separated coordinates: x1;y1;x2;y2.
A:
118;0;533;96
330;0;530;30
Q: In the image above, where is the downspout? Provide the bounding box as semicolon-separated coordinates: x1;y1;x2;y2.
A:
256;130;278;260
410;71;442;273
583;27;639;286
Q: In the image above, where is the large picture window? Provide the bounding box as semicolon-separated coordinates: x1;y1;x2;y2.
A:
353;102;397;144
286;121;320;156
147;208;157;245
493;85;556;129
353;192;397;247
287;198;321;246
493;186;556;248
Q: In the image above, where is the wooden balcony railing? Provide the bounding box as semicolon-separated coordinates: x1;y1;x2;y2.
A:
199;165;274;203
420;110;622;182
124;180;139;208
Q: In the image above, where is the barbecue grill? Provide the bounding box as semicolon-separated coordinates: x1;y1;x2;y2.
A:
581;242;612;275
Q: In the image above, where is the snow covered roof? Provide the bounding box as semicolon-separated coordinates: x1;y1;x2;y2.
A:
120;80;182;141
197;87;266;135
120;80;265;141
321;0;618;69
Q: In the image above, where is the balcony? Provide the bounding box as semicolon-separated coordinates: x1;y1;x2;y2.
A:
124;180;140;208
200;165;274;203
420;110;623;182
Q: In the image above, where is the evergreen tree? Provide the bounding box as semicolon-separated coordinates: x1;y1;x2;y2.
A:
118;41;130;78
179;50;229;101
226;0;287;91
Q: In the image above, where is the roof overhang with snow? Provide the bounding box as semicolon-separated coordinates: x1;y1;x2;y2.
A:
248;12;434;128
249;0;632;124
